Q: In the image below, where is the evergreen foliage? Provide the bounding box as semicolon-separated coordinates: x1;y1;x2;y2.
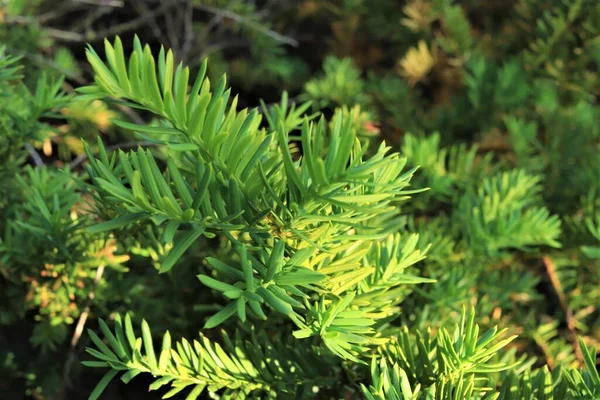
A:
0;1;599;399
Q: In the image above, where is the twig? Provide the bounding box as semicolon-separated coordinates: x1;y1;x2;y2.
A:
71;0;124;6
44;27;86;42
39;3;83;23
194;3;299;47
4;2;81;24
131;0;164;42
25;143;45;167
57;264;105;400
47;1;183;43
70;140;156;168
533;331;556;370
162;0;181;54
195;39;250;61
204;14;224;33
116;104;145;125
92;1;181;41
542;256;583;363
71;5;114;34
181;0;195;63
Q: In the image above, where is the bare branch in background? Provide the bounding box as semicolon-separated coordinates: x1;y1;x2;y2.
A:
195;39;250;61
91;1;182;42
542;256;584;363
194;3;299;47
181;0;195;62
4;2;80;24
71;0;123;6
162;0;181;54
45;27;86;42
116;104;145;125
43;1;184;43
131;0;164;42
25;144;44;167
71;5;114;34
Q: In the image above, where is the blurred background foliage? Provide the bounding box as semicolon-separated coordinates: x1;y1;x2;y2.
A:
0;0;598;399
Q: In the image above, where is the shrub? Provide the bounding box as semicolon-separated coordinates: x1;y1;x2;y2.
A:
1;1;599;399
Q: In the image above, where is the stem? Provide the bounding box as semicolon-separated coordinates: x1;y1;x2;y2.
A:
57;264;105;400
194;3;299;47
542;256;583;363
25;143;44;167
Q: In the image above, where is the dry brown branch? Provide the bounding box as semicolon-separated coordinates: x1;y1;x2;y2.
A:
56;264;105;400
533;331;556;370
542;255;583;363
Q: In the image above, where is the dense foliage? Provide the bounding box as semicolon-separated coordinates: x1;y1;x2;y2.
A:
0;1;598;399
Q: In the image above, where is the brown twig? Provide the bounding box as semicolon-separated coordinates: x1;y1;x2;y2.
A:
57;264;105;400
533;331;556;370
542;255;583;363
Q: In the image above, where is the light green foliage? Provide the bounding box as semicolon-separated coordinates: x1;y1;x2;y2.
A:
78;35;598;400
0;165;128;347
303;56;369;108
362;308;518;399
458;170;562;253
0;40;130;397
0;50;88;352
434;0;473;56
2;0;599;398
83;313;337;399
401;132;492;205
0;45;70;184
78;37;436;397
362;311;599;399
